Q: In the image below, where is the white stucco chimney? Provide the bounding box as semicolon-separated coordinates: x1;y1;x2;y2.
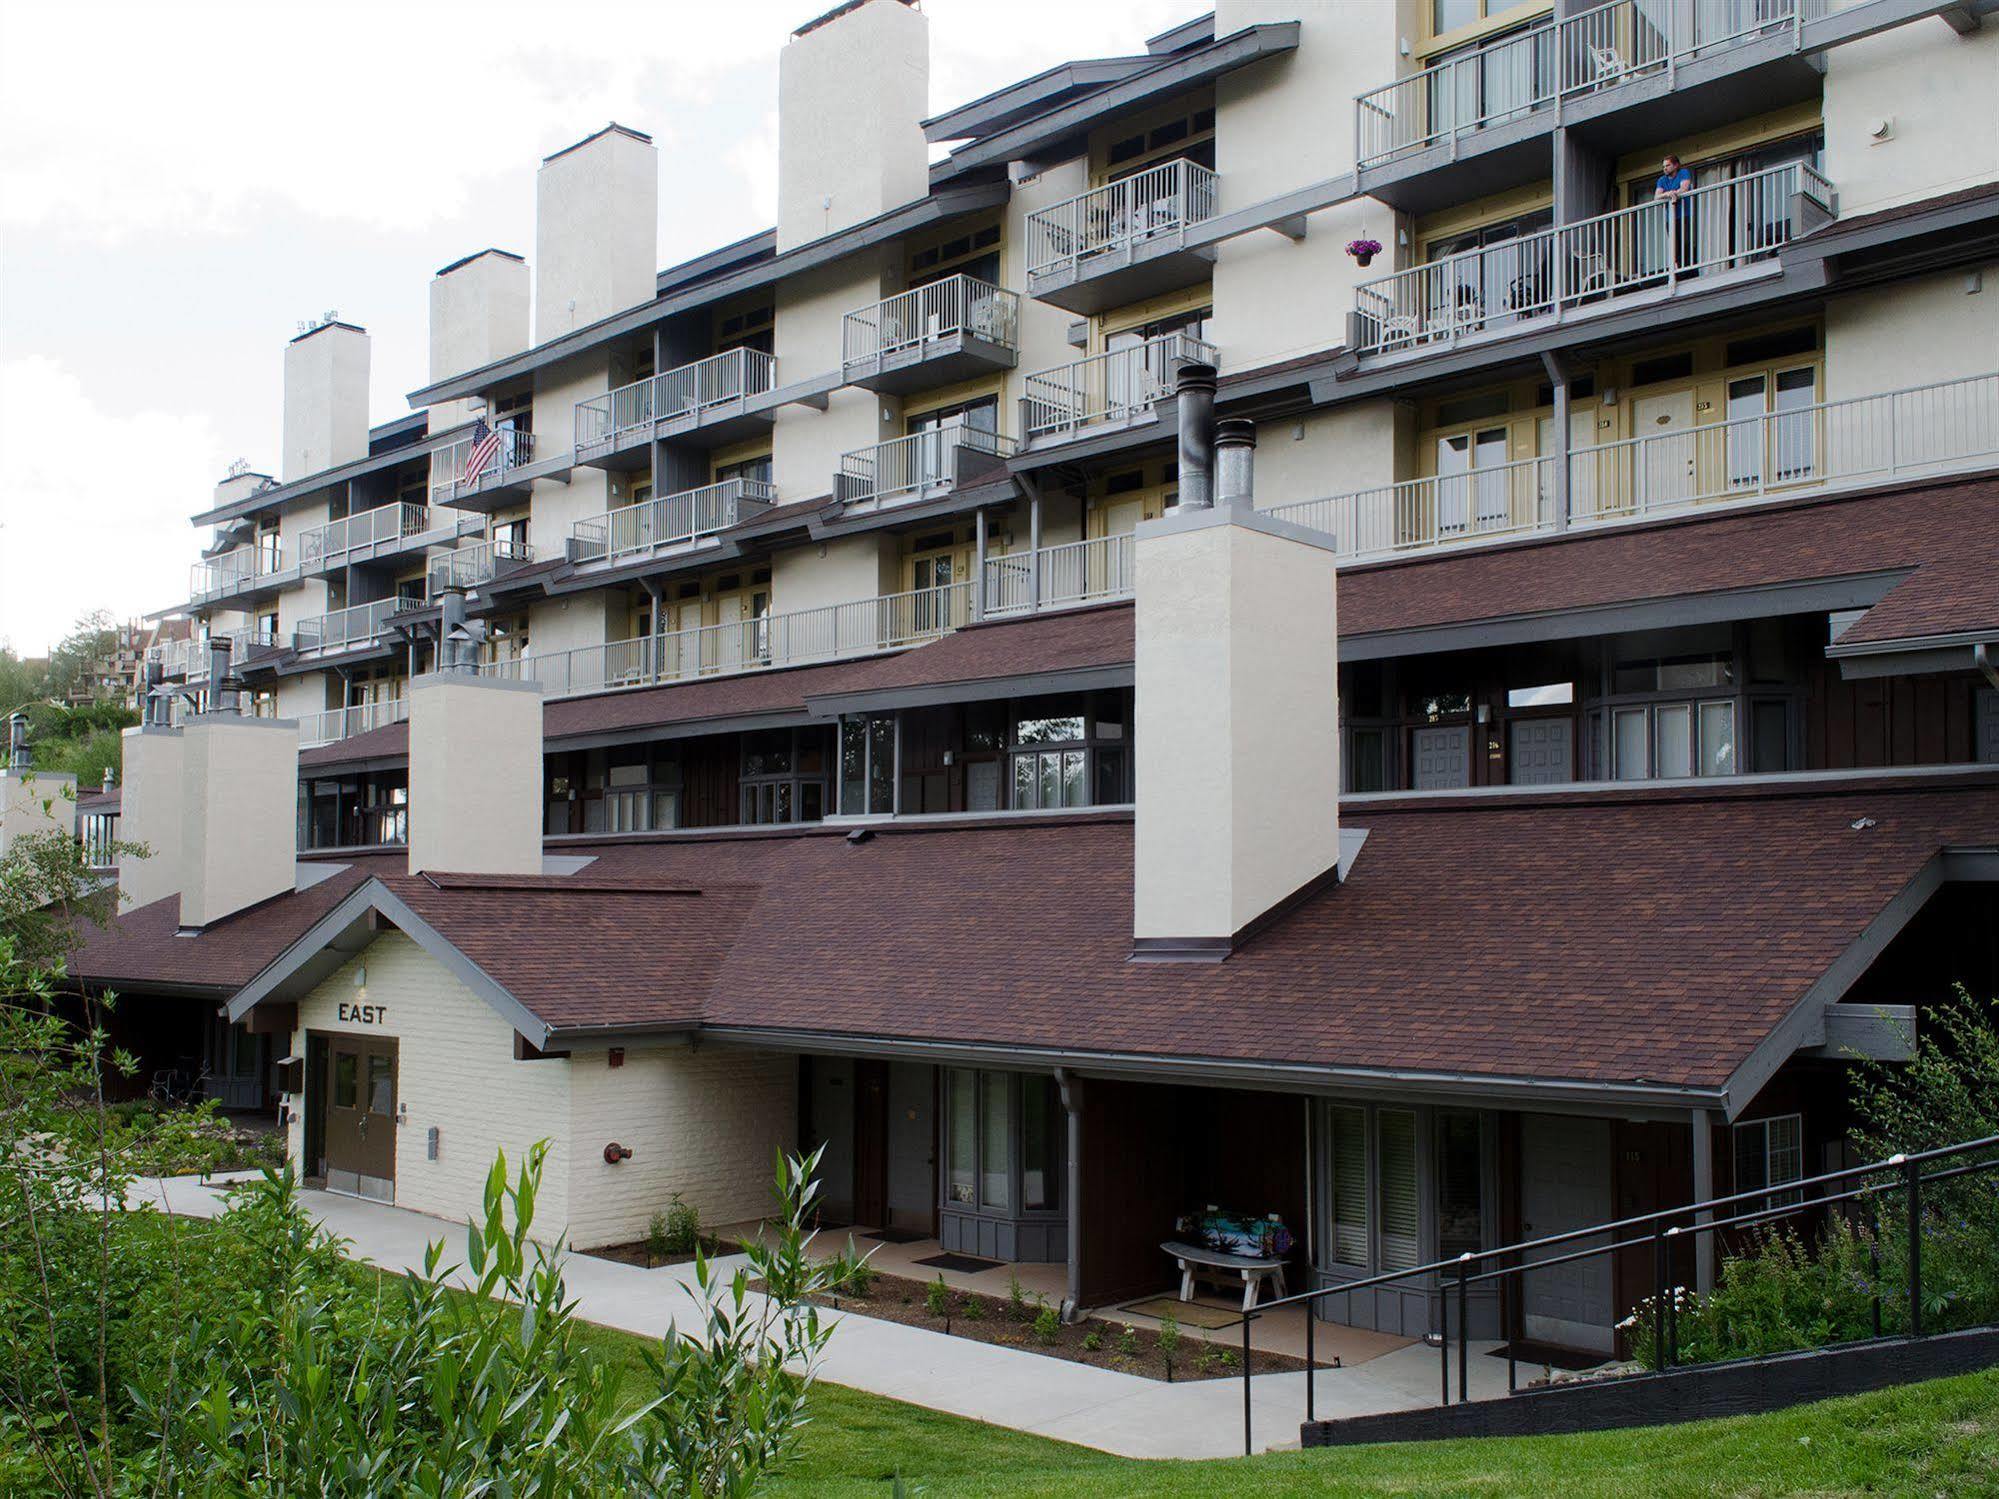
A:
431;249;530;429
406;660;545;878
282;321;371;481
1132;373;1342;957
1;715;76;861
210;468;274;512
778;0;929;253
117;723;185;911
535;125;658;342
177;713;300;929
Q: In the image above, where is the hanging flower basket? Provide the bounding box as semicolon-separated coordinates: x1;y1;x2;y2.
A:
1346;238;1383;269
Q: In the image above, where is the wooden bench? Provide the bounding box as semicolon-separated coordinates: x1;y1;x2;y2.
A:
1162;1239;1289;1312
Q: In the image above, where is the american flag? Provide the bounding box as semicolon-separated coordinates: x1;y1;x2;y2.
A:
462;417;505;483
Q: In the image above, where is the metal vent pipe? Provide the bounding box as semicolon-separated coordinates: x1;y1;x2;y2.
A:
1215;418;1257;510
6;711;27;770
1175;361;1218;511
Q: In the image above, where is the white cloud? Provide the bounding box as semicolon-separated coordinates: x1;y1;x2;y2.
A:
0;356;218;652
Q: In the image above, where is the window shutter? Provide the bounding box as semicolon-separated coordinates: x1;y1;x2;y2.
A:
1379;1110;1420;1271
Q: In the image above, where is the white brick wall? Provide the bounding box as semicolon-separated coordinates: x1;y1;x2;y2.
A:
285;930;797;1249
565;1045;798;1249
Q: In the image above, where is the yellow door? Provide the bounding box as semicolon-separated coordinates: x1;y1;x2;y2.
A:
1630;388;1696;512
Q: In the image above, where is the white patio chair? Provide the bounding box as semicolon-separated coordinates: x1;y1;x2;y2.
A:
1589;45;1628;85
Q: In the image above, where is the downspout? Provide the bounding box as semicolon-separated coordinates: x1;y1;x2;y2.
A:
1976;640;1999;694
1056;1067;1084;1322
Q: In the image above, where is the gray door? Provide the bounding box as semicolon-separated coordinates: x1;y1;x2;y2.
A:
1520;1115;1615;1353
1412;725;1471;790
1508;719;1573;785
885;1062;936;1233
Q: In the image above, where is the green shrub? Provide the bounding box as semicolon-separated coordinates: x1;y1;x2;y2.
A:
1006;1271;1029;1321
925;1274;952;1322
644;1211;673;1267
1116;1323;1139;1359
1156;1309;1181;1380
658;1190;701;1256
1081;1329;1103;1352
1032;1304;1060;1346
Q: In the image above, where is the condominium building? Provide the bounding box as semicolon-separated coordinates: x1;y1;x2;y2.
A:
74;0;1999;1356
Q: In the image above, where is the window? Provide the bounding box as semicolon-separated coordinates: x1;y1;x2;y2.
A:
943;1070;1064;1218
1612;700;1737;779
1378;1111;1420;1272
1435;1112;1485;1259
1327;1105;1370;1269
1349;728;1388;793
333;1052;357;1109
840;714;895;816
713;453;773;488
740;729;827;825
1734;1114;1805;1212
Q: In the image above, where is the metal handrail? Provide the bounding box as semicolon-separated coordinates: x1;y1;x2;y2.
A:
425;538;535;598
1025;158;1220;281
1268;371;1999;561
570;478;776;563
1355;0;1810;168
982;533;1133;616
190;544;288;602
1021;333;1217;441
574;347;778;455
297;697;410;750
474;581;975;701
430;427;535;502
842;275;1020;372
298;502;459;570
293;597;422;654
1352;162;1832;356
1226;1132;1999;1455
835;426;1018;508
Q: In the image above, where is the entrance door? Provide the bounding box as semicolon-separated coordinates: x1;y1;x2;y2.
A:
1508;718;1573;785
1520;1115;1615;1352
1631;388;1696;510
1412;724;1471;789
853;1060;890;1229
324;1035;397;1202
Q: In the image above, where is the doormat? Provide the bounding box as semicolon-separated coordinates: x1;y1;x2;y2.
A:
1487;1340;1606;1372
1120;1297;1242;1330
864;1227;928;1245
912;1252;1003;1273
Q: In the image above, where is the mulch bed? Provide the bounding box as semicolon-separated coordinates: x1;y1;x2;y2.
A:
762;1267;1311;1382
582;1234;740;1270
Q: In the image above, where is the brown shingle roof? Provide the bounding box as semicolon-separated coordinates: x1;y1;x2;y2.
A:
1337;475;1999;639
803;602;1134;702
79;774;1999;1094
1833;539;1999;646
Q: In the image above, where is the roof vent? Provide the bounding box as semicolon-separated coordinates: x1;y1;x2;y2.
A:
845;827;876;845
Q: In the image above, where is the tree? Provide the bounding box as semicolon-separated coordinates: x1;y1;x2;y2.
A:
43;612;120;707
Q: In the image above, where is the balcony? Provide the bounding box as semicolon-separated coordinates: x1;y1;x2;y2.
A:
425;537;537;598
1349;162;1834;360
835;426;1018;511
189;544;296;606
1024;159;1220;315
1021;333;1217;446
430;427;537;506
574;348;779;466
298;697;409;751
842;276;1020;395
478;581;977;700
1352;0;1829;213
981;533;1133;616
293;598;424;657
569;478;777;566
148;638;197;679
184;627;279;680
297;502;481;575
1268;372;1999;562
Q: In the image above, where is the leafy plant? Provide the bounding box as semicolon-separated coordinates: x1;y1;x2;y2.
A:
645;1210;674;1267
1116;1323;1139;1359
959;1293;984;1322
1218;1346;1241;1373
1156;1308;1181;1381
1032;1303;1060;1346
1080;1329;1103;1353
1194;1343;1219;1378
925;1273;953;1326
1006;1271;1029;1321
659;1190;702;1256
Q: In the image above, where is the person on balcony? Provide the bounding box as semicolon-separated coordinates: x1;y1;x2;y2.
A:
1655;155;1697;275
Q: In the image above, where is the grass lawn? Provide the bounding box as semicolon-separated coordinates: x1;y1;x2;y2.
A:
570;1315;1999;1497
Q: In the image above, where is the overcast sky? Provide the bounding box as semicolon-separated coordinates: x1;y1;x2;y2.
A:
0;0;1202;657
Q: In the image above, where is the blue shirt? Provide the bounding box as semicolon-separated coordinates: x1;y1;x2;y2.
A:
1657;167;1694;212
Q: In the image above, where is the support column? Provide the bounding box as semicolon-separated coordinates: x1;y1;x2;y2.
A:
1542;350;1573;530
973;509;988;622
1027;481;1043;612
1691;1108;1718;1295
1057;1068;1084;1321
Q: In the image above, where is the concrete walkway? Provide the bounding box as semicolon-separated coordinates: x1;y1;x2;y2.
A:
129;1174;1517;1459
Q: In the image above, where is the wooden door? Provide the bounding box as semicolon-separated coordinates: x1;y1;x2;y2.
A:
853;1060;890;1229
324;1035;397;1200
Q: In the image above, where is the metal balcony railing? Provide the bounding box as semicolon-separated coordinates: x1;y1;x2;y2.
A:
1021;333;1217;441
292;597;423;655
835;425;1018;508
149;638;197;678
1025;158;1220;284
190;544;287;603
1351;162;1834;356
475;582;976;701
1268;372;1999;560
981;533;1134;616
842;275;1020;372
297;697;410;750
570;479;776;564
1355;0;1817;168
430;427;535;503
574;348;778;456
298;502;471;570
425;538;535;598
184;628;279;680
